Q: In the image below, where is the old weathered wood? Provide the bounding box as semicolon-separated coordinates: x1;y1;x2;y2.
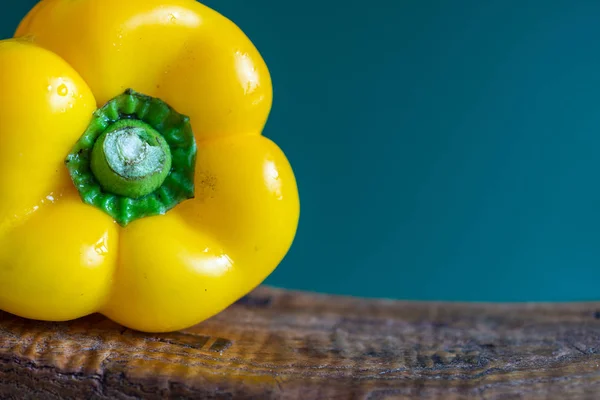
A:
2;287;600;399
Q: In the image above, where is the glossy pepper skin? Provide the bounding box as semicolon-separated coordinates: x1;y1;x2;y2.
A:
0;0;299;333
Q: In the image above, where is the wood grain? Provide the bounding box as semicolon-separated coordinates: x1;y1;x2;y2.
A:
2;286;600;399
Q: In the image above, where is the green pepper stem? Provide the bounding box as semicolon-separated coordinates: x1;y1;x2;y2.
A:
65;89;197;226
91;120;172;199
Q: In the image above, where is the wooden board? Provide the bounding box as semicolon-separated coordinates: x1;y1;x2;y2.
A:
1;286;600;399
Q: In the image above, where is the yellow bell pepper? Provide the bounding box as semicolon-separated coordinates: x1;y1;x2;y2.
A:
0;0;299;332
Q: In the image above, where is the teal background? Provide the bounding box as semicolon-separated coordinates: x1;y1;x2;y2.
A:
4;1;600;301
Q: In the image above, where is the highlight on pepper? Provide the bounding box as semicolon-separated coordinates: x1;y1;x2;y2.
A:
0;0;300;333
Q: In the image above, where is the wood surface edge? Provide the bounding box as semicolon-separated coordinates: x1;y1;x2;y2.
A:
1;286;600;399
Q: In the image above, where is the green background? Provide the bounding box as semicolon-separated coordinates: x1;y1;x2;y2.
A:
4;1;600;302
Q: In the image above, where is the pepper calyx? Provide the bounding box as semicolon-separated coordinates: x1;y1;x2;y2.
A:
65;89;197;226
